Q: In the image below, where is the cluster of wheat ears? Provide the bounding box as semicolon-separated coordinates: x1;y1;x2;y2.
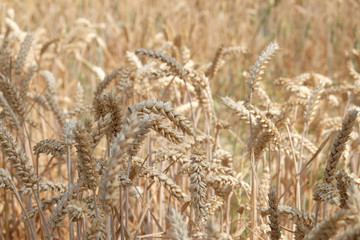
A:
1;4;360;240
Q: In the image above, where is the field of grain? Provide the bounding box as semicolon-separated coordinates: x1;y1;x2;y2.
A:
1;1;360;239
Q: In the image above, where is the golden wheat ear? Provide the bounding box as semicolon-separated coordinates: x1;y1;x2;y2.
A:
247;41;279;98
323;109;358;184
267;186;281;240
0;124;38;189
99;113;140;213
135;48;186;79
14;32;34;75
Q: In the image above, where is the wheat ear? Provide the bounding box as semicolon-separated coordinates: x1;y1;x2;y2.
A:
74;121;99;190
189;148;208;225
267;186;281;240
247;41;279;96
131;100;194;136
0;124;38;189
99;113;140;213
135;48;186;79
323;109;358;183
166;207;190;240
14;32;33;75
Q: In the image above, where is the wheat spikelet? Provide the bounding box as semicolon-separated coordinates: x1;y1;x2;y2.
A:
312;182;339;204
222;45;247;56
19;64;38;102
205;164;236;176
74;82;84;109
154;146;189;165
39;181;67;193
319;116;342;130
245;103;282;146
40;70;57;95
283;133;318;155
40;35;61;56
253;131;274;158
295;72;332;86
61;121;77;146
33;139;66;157
21;193;64;220
126;113;153;157
344;183;360;224
0;38;11;76
21;181;68;195
213;149;233;168
207;196;224;216
151;120;184;143
221;96;251;123
27;92;49;110
205;44;224;78
141;166;189;201
304;209;347;240
254;85;273;106
131;100;194;136
284;84;312;99
189;148;208;225
283;98;308;108
128;185;143;198
65;105;91;119
103;92;123;138
207;174;238;198
67;200;89;222
0;74;26;120
206;221;233;240
83;196;104;219
259;166;270;208
0;94;20;130
139;113;184;144
180;45;191;65
94;68;123;97
90;113;111;148
45;91;65;126
176;101;199;114
322;85;360;98
84;216;106;240
115;67;132;97
166;207;190;240
336;169;352;209
304;81;324;125
0;168;15;192
187;69;214;116
93;93;108;121
262;205;314;237
269;144;304;164
126;51;142;69
333;225;360;240
48;184;79;233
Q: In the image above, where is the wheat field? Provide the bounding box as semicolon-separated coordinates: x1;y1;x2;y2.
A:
0;0;360;239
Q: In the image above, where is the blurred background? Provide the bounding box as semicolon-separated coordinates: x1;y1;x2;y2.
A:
2;0;359;98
